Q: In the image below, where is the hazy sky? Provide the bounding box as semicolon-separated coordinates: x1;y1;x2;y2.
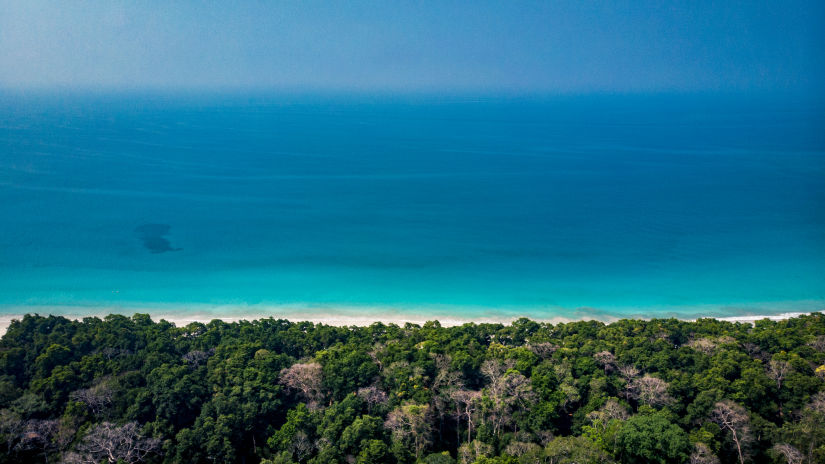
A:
1;0;823;94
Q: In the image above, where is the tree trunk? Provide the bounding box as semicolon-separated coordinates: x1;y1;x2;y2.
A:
731;430;744;464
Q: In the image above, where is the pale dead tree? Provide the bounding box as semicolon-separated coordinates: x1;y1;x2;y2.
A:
356;385;388;413
368;342;387;372
618;364;640;381
481;359;516;399
62;451;93;463
385;403;432;460
593;351;615;373
584;398;628;452
772;443;803;464
289;431;314;461
431;354;461;393
711;401;751;464
99;347;128;361
504;441;541;460
450;389;481;444
626;375;673;407
16;419;58;464
768;359;793;417
689;336;734;355
313;437;333;459
182;349;211;366
808;335;825;352
690;443;720;464
430;353;463;440
480;359;513;434
458;439;493;464
279;362;324;410
602;398;630;421
586;398;629;429
527;342;558;359
686;338;719;356
768;360;792;392
503;372;538;434
71;380;114;417
742;343;770;363
67;422;160;464
481;360;537;436
809;391;825;413
536;430;554;446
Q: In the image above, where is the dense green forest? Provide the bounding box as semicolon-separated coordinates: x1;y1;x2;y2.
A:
1;313;823;464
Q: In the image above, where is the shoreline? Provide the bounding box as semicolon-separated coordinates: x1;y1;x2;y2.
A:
1;308;819;336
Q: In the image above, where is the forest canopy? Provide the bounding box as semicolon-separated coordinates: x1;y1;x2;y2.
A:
1;313;824;464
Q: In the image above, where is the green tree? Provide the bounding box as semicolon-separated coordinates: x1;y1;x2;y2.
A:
615;412;690;464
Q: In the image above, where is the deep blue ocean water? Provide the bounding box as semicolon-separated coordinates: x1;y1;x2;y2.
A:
1;93;823;322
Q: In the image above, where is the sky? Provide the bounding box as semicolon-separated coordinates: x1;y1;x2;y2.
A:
0;0;823;94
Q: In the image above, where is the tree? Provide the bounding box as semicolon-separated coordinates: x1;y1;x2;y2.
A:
626;375;673;407
450;389;481;444
356;439;390;464
779;392;825;464
339;415;385;458
357;385;388;414
15;419;58;464
594;351;616;374
458;439;493;464
182;349;212;367
544;435;617;464
618;365;640;384
1;312;824;464
0;409;22;455
385;403;432;460
70;379;114;417
767;359;792;416
267;403;315;458
64;421;160;464
584;398;629;451
504;440;541;460
689;443;719;464
528;342;558;359
280;362;324;410
711;401;750;464
615;413;691;464
772;444;803;464
480;359;536;436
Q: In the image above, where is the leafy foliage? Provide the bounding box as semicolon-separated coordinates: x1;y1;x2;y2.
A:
0;313;823;463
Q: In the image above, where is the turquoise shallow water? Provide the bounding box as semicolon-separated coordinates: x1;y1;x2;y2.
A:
1;93;823;322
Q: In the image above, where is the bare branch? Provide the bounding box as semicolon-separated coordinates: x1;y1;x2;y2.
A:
711;401;751;464
772;443;803;464
626;375;673;407
279;362;324;410
71;421;161;464
690;443;720;464
70;380;114;418
593;351;615;373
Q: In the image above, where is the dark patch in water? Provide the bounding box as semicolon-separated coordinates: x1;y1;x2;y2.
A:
135;223;182;254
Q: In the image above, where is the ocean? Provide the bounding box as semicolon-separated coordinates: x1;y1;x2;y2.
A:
1;93;823;324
